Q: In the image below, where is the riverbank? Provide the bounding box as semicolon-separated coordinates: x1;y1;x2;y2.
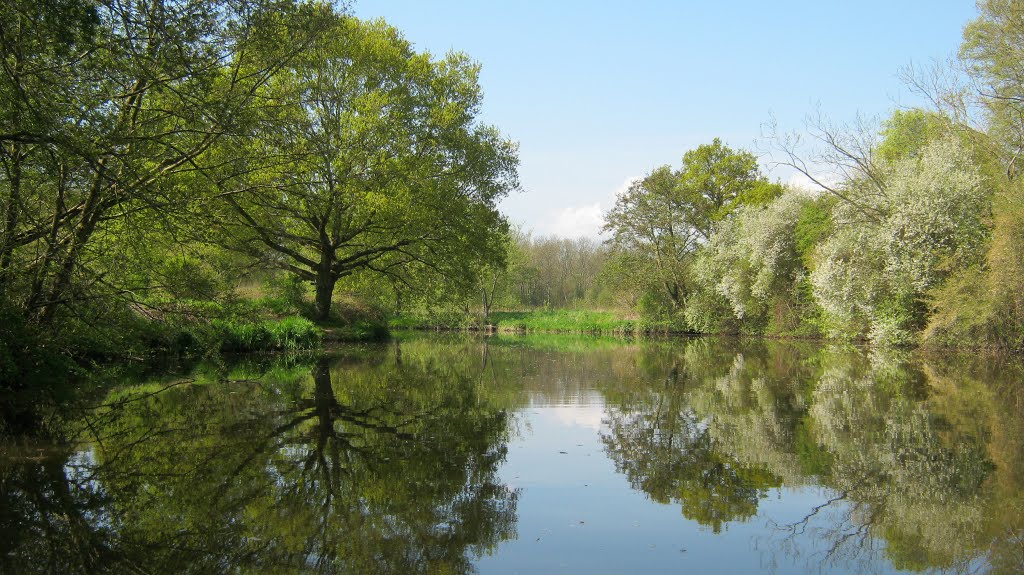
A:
391;309;680;336
0;296;394;392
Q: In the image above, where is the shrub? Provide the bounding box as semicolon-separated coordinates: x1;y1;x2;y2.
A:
214;317;322;352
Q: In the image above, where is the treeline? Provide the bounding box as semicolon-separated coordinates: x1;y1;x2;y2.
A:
591;0;1024;349
4;0;1022;384
440;1;1024;349
401;114;1019;348
0;0;518;381
375;232;617;325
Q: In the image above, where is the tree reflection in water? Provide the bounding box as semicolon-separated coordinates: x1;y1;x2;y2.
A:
1;336;1022;574
599;341;1024;574
0;346;518;574
601;361;782;533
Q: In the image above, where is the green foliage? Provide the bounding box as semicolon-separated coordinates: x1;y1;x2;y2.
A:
629;104;1004;347
603;140;780;322
773;274;825;338
159;256;222;300
675;138;784;232
264;273;308;314
508;233;610;309
687;191;813;335
0;301;79;393
215;14;518;321
925;188;1024;349
0;1;524;375
876;109;950;164
681;287;738;334
911;1;1024;350
962;0;1024;167
213;316;321;352
793;195;835;267
59;297;328;356
0;0;326;326
810;136;989;345
325;321;391;342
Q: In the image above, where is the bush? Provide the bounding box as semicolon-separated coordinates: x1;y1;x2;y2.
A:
811;137;988;345
214;317;322;352
268;316;322;349
0;303;80;392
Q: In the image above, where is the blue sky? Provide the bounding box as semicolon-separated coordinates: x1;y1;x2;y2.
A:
354;1;979;239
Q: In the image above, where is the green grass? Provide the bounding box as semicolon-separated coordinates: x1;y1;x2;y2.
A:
490;310;634;334
213;316;322;352
390;309;685;335
388;310;477;330
483;332;651;352
320;320;390;342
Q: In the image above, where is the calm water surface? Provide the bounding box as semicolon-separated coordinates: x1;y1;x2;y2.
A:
2;335;1022;574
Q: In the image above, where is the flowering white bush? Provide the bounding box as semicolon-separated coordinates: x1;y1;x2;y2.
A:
689;191;810;328
810;137;989;344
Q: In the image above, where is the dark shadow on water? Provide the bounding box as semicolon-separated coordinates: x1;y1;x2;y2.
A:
0;345;518;574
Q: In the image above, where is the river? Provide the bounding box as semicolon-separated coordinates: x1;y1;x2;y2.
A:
1;334;1021;574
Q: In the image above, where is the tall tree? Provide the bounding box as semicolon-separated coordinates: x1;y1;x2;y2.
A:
214;16;519;320
603;139;781;313
0;0;328;324
962;0;1024;177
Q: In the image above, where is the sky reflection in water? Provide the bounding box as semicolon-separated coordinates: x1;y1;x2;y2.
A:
1;335;1021;574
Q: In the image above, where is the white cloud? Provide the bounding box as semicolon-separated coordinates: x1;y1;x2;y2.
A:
539;202;605;239
535;176;641;239
613;175;641;198
550;405;606;431
785;171;841;193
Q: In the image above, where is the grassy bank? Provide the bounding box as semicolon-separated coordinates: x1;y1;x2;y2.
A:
392;309;681;336
3;295;390;376
491;310;639;334
212;316;323;352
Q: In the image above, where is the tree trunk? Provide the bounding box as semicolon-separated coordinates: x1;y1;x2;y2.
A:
37;160;108;324
481;287;491;322
0;144;23;290
27;167;67;314
38;196;102;324
666;281;683;309
314;271;336;322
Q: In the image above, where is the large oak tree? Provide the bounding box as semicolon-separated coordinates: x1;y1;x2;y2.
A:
215;15;519;320
0;0;329;325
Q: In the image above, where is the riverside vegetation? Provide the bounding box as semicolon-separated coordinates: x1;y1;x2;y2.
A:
374;3;1024;349
3;0;1024;397
4;4;1023;573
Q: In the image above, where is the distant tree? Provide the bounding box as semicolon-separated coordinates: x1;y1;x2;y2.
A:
961;0;1024;177
603;140;782;314
477;230;528;320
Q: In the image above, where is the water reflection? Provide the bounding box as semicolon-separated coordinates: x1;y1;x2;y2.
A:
0;347;518;574
1;336;1022;574
597;342;1024;574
